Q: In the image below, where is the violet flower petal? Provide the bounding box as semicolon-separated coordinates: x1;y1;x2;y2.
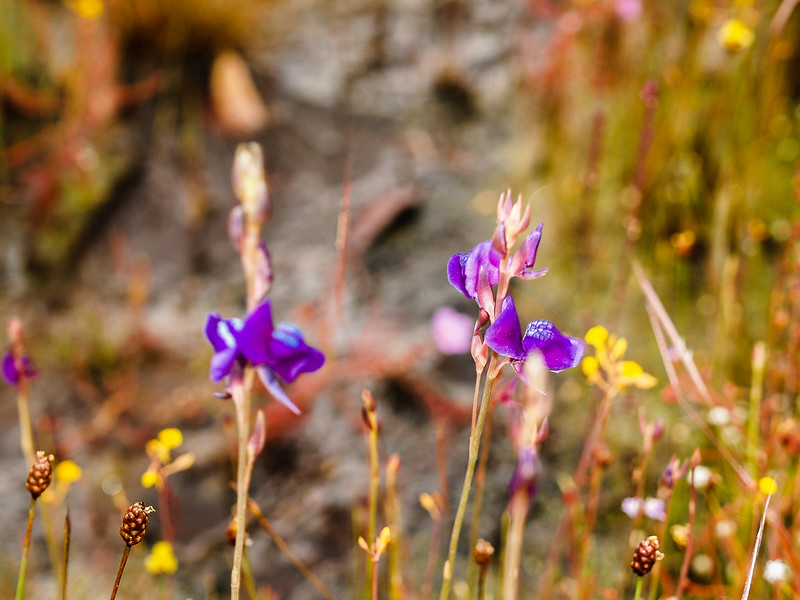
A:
447;241;501;300
2;351;37;387
209;347;240;382
485;296;525;360
2;352;19;385
236;301;276;365
521;319;585;372
257;366;301;415
446;253;471;298
267;323;326;383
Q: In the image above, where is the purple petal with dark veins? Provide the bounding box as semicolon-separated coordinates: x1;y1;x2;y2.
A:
521;320;585;372
267;323;326;382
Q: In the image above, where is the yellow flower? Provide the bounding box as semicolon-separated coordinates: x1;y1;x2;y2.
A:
759;476;778;495
141;470;162;489
65;0;103;19
146;439;170;465
718;19;755;52
157;428;184;451
55;460;83;484
582;325;657;391
145;541;178;575
585;326;609;348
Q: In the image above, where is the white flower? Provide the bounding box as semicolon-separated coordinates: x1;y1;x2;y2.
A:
764;559;791;584
687;465;713;489
707;406;731;426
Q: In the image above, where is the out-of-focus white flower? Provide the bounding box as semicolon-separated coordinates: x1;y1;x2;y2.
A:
707;406;731;426
764;559;791;584
621;496;666;521
688;465;713;489
714;520;736;539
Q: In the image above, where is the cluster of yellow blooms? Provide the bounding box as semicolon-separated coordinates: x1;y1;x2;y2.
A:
582;325;657;392
141;428;194;489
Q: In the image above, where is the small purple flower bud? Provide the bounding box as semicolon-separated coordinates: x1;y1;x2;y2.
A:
248;409;267;458
509;224;548;280
509;446;540;499
431;307;473;355
232;142;270;225
252;243;274;305
491;222;507;256
2;351;37;387
652;416;665;441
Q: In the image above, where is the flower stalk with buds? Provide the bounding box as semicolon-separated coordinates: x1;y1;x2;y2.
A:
439;191;583;600
109;502;155;600
16;451;54;600
204;143;325;600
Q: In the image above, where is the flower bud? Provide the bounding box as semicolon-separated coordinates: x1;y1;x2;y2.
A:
232;142;270;225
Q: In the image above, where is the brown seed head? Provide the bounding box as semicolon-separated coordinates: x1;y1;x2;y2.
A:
26;451;54;500
473;538;495;567
120;502;155;546
631;535;664;576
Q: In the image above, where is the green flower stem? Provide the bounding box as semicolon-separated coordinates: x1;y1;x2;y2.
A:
438;353;498;600
466;400;495;591
15;498;36;600
633;577;644;600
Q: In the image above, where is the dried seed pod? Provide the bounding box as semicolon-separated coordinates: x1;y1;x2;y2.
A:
473;538;495;567
631;535;664;576
120;502;155;547
26;451;54;500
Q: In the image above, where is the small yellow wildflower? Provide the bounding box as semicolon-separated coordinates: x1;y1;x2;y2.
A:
718;19;755;52
55;460;83;484
158;428;183;451
65;0;104;19
146;439;170;465
145;541;178;575
141;469;162;489
582;325;657;391
759;476;778;495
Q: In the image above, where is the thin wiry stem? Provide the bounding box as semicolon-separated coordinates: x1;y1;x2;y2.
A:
109;545;131;600
15;498;36;600
248;498;339;600
438;353;498;600
61;499;71;600
230;370;253;600
741;489;773;600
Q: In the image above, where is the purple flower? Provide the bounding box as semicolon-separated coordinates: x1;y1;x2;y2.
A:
431;307;474;355
204;301;325;413
1;351;37;387
447;240;501;300
485;296;584;373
